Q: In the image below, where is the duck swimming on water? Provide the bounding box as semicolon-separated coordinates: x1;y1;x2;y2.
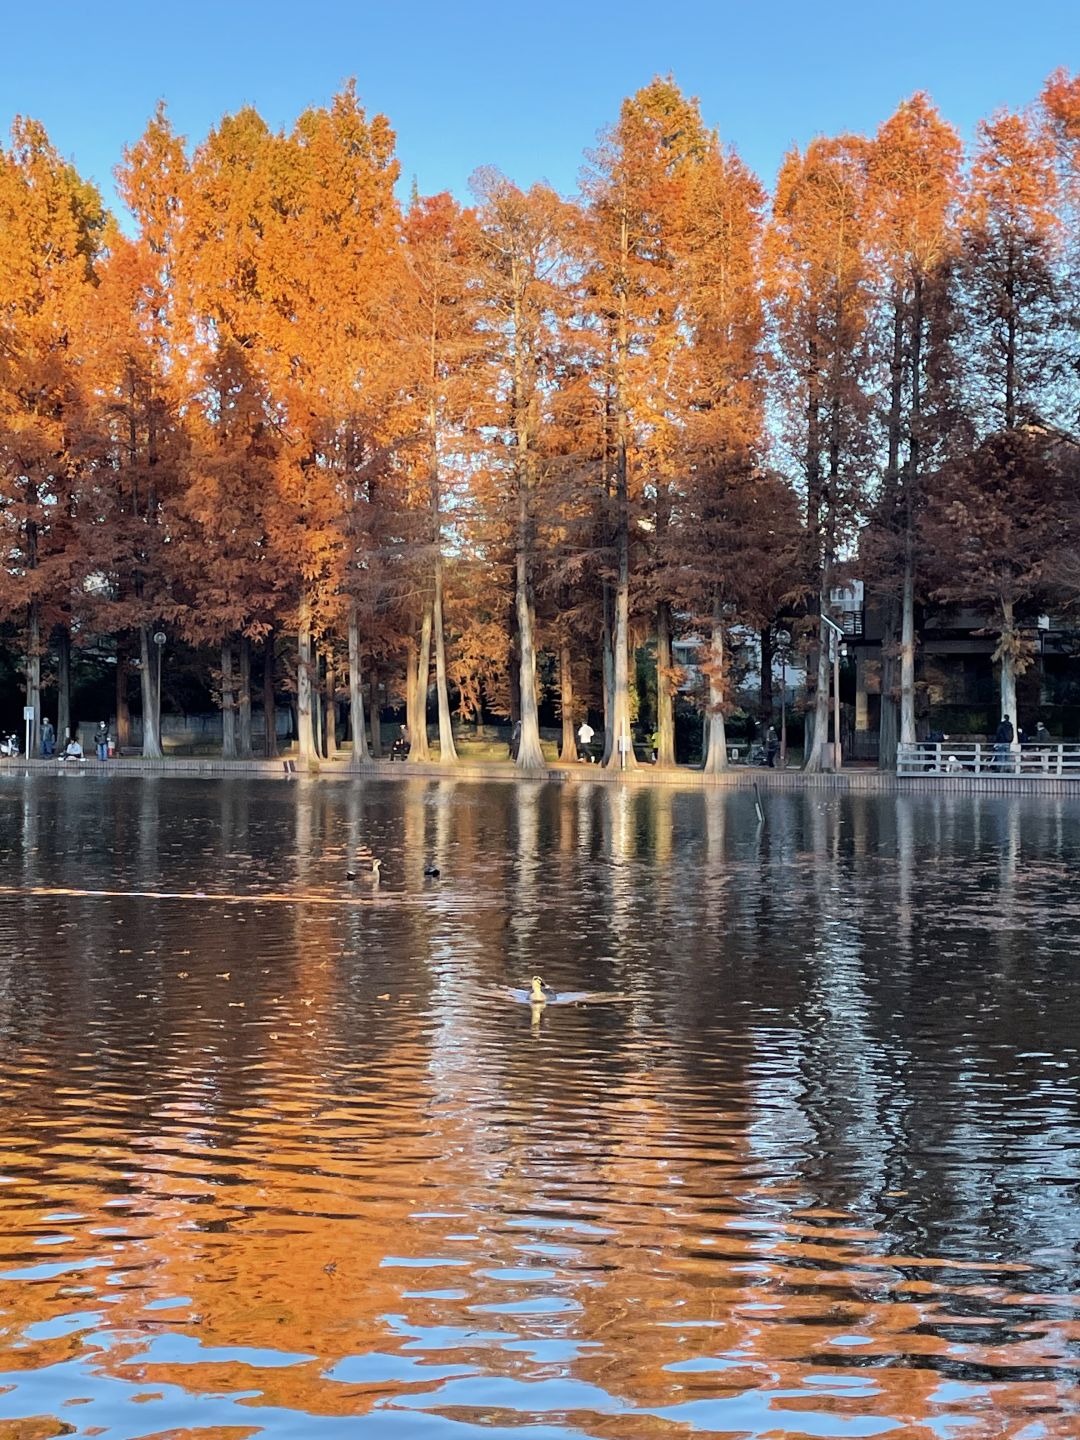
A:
348;858;381;883
529;975;556;1004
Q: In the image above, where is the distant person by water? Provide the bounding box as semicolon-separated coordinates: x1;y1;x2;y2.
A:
96;722;110;761
994;715;1014;769
40;719;55;757
577;719;594;761
765;726;779;768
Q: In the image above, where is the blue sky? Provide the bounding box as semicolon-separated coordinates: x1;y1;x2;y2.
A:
1;0;1075;213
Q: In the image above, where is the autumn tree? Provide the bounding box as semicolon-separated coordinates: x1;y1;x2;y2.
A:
179;107;283;757
767;136;875;771
923;426;1076;725
581;79;708;770
396;191;486;765
668;138;770;771
263;84;401;770
0;118;104;751
80;105;193;758
471;171;575;770
866;96;963;757
961;109;1062;434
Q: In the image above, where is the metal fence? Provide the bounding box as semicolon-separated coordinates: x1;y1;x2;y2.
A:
898;742;1080;777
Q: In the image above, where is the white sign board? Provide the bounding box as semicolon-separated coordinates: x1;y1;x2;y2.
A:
22;706;34;720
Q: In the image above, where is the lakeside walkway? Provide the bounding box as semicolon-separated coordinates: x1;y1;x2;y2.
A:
4;754;1080;794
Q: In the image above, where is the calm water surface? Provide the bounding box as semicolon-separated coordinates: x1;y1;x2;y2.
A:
0;775;1078;1439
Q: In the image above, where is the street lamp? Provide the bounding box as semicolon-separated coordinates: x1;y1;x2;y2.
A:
153;632;166;743
821;614;844;771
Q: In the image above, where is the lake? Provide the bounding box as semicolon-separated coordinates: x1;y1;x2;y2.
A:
0;774;1077;1438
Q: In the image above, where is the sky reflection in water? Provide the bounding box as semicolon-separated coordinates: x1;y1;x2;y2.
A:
0;774;1077;1439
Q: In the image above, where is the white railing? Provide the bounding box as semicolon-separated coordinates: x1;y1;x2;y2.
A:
898;742;1080;777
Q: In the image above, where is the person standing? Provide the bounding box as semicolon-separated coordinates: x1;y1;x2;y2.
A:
765;726;780;768
40;718;55;758
95;721;110;762
993;715;1015;771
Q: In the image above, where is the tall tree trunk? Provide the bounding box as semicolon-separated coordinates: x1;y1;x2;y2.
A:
221;641;237;759
514;559;545;770
368;665;382;758
297;598;316;770
559;642;575;760
878;603;899;771
510;289;544;772
899;277;924;747
508;603;521;726
56;624;71;751
999;598;1018;736
348;602;370;765
405;638;419;751
115;641;131;751
427;392;459;765
313;655;325;759
238;635;252;758
433;556;459;764
605;428;636;770
759;624;774;725
879;297;905;770
803;333;827;774
606;533;636;770
803;587;834;773
899;556;917;746
324;655;338;760
1004;261;1017;431
601;602;614;765
139;623;163;758
604;241;636;772
262;630;278;758
25;603;41;756
701;600;728;774
655;603;676;767
408;606;433;762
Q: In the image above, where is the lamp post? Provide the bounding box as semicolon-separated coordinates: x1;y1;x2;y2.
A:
821;614;844;771
153;632;166;745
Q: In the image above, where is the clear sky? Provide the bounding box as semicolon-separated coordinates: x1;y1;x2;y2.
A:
1;0;1076;213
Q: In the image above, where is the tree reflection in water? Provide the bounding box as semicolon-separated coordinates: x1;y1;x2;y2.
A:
0;775;1076;1437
